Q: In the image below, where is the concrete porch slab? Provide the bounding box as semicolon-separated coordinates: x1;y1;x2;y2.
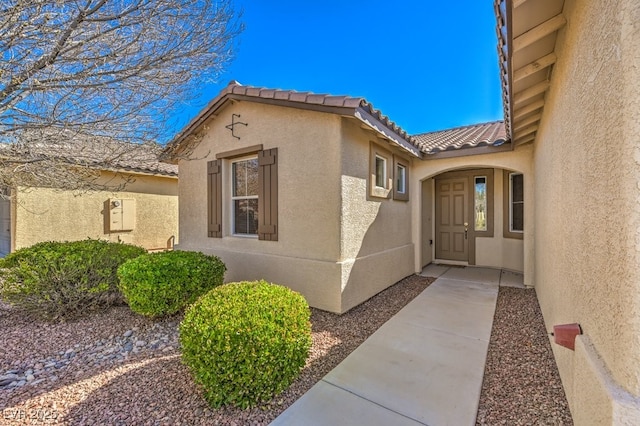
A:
500;269;525;288
440;266;501;285
419;263;450;278
426;277;498;306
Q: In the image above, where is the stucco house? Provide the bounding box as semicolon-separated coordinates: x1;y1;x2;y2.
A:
1;138;178;256
165;0;639;422
163;84;527;314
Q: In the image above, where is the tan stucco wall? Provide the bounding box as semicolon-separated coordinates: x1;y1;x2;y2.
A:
533;0;640;420
176;101;417;313
421;178;434;267
176;101;345;312
412;147;533;278
339;119;415;312
14;173;178;250
475;170;524;272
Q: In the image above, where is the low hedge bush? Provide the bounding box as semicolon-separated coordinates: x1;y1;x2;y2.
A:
179;280;312;409
117;250;226;317
0;239;145;320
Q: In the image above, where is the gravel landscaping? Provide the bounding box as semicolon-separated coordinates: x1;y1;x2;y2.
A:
476;286;573;425
0;275;433;425
0;276;573;425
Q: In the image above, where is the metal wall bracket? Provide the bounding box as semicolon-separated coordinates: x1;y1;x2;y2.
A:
225;114;248;140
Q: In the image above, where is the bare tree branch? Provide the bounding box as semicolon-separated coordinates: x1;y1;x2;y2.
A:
0;0;242;190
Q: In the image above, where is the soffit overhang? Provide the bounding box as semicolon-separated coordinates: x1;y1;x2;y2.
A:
497;0;566;147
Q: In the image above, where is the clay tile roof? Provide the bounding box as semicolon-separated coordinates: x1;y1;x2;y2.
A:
167;81;417;157
412;121;508;154
8;129;178;176
259;89;276;98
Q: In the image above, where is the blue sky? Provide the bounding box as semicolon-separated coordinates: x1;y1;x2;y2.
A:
171;0;503;138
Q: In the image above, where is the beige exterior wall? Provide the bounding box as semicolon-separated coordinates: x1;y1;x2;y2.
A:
14;172;178;251
177;101;345;312
421;179;434;267
411;146;533;280
176;101;416;313
339;119;414;312
532;0;640;421
475;170;524;272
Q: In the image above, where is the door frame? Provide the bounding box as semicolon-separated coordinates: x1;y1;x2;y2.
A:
433;168;494;265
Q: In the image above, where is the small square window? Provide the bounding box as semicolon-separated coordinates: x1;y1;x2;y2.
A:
370;143;393;199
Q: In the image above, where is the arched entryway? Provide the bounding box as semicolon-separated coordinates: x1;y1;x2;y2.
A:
418;167;525;273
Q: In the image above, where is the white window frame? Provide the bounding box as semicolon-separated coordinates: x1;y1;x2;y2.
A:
230;156;259;238
509;172;524;233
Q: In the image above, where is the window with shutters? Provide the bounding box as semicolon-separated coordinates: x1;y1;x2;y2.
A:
231;156;259;236
207;146;278;241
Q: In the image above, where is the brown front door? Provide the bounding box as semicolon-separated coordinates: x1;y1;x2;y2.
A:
435;177;469;261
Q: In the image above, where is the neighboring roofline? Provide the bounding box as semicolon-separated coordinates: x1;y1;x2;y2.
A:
164;81;421;160
0;142;178;178
100;166;178;178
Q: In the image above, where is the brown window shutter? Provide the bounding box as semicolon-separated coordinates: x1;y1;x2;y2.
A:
207;160;222;238
258;148;278;241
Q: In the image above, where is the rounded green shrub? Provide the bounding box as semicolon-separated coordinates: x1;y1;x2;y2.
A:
0;239;145;320
179;280;312;409
117;250;226;317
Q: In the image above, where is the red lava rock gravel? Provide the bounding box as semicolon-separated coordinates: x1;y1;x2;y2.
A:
1;275;433;425
476;286;573;425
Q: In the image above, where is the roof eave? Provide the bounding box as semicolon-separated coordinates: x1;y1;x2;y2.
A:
423;142;513;160
354;107;422;159
165;85;421;161
497;0;515;144
497;0;566;147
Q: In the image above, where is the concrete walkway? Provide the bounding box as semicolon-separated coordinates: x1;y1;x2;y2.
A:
271;266;505;426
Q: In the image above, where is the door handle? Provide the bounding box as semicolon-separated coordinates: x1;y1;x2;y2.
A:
464;222;468;240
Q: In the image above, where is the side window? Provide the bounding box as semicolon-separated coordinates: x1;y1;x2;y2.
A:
396;164;406;193
375;155;387;188
472;171;493;236
503;170;523;239
474;176;487;231
510;173;524;232
231;157;259;236
393;156;409;201
369;143;392;198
